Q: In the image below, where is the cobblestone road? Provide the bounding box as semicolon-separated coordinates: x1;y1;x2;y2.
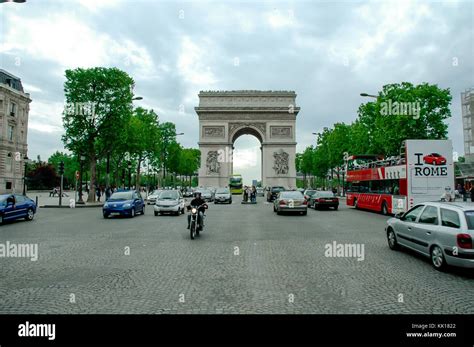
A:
0;196;473;314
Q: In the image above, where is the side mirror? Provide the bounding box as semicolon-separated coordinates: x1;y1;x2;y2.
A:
395;212;404;220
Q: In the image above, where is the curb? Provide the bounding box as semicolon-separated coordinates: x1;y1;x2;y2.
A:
40;204;103;208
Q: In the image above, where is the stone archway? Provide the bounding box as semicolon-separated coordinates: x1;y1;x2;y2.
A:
195;90;299;188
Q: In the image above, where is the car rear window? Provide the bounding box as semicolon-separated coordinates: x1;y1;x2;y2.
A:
216;189;229;194
272;187;285;192
159;191;179;199
317;191;335;198
305;190;317;196
280;191;303;199
464;211;474;230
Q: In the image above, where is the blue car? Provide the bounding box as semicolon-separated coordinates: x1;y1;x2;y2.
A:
103;190;145;218
0;194;37;225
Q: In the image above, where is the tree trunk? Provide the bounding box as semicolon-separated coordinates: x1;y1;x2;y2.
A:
136;158;142;192
87;153;97;203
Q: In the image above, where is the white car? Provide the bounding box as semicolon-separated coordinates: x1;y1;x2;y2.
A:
154;190;185;216
146;190;162;205
214;187;232;204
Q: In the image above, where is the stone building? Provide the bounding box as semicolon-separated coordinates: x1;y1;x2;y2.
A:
462;88;474;162
0;69;31;194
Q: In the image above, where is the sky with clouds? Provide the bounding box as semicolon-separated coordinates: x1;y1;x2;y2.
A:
0;0;473;184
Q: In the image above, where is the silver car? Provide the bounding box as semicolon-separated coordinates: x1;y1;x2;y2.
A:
154;190;185;216
196;189;213;202
214;187;232;204
147;190;162;205
273;190;308;215
386;202;474;270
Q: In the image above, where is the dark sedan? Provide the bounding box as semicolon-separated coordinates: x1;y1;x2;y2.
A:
103;190;145;218
0;194;37;225
309;191;339;210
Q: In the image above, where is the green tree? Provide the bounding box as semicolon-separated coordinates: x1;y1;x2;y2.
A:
62;67;135;202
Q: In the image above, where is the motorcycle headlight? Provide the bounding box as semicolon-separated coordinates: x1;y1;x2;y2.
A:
191;208;197;214
123;203;131;208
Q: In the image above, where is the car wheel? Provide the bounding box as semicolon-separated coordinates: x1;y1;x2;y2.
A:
334;206;338;210
229;200;232;204
273;205;276;212
313;202;318;210
302;211;307;216
130;208;135;218
142;206;145;215
431;245;447;271
387;227;400;250
25;208;35;221
154;211;158;216
276;210;281;215
381;202;388;215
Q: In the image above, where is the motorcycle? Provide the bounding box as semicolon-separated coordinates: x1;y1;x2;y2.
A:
187;203;208;240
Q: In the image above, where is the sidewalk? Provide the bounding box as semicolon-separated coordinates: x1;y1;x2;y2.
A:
26;190;104;208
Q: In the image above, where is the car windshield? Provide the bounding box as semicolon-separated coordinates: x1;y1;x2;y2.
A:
305;190;317;196
151;190;161;196
109;192;133;201
464;211;474;229
280;191;303;199
317;191;335;198
159;191;179;200
272;187;285;192
216;188;229;194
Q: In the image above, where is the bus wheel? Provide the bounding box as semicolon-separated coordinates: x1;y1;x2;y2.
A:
381;202;388;215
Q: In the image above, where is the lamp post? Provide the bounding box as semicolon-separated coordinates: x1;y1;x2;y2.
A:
78;155;86;204
22;156;31;195
360;93;378;99
128;161;132;190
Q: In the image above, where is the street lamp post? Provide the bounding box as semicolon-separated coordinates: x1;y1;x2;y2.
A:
78;155;86;204
128;161;132;190
22;156;31;195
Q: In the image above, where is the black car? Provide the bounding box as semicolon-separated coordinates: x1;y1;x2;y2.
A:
266;186;285;202
309;191;339;210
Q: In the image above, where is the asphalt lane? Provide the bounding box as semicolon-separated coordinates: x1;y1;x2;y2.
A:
0;196;473;314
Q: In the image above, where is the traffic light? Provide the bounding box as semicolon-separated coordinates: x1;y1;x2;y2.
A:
59;161;65;175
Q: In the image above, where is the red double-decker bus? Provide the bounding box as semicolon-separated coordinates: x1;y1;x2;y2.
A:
346;140;455;215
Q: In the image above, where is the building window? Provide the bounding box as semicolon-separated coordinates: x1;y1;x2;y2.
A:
6;182;12;190
10;102;16;116
6;153;12;172
7;125;14;141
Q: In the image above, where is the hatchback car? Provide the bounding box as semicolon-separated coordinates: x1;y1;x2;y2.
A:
303;189;317;202
266;186;285;202
309;191;339;210
0;194;37;225
214;188;232;204
386;202;474;270
273;190;308;215
423;153;446;166
146;190;162;205
154;190;185;216
103;190;145;218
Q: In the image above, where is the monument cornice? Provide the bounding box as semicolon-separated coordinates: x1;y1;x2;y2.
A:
197;113;297;121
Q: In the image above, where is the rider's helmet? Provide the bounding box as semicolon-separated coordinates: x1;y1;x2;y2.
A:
195;191;202;198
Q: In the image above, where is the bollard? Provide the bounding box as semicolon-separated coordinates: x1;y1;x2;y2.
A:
36;196;38;207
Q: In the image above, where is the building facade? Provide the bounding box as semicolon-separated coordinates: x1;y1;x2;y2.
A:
462;88;474;162
0;69;31;194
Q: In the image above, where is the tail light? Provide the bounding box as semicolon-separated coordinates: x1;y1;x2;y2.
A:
303;200;308;205
279;200;286;206
457;233;473;249
304;195;308;200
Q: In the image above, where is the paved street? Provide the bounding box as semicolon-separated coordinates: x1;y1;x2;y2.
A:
0;197;473;314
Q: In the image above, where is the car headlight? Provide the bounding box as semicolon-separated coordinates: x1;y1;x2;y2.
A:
123;203;131;208
191;208;197;214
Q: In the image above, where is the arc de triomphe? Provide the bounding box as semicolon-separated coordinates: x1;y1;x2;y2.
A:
195;90;299;188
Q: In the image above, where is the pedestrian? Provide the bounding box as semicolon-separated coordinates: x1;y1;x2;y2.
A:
251;186;257;203
470;185;474;202
96;185;101;202
243;186;248;202
105;186;112;201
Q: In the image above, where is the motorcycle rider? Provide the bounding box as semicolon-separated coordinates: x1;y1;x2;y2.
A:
187;192;208;229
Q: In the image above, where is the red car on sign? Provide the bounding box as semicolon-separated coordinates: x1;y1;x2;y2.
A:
423;153;446;165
